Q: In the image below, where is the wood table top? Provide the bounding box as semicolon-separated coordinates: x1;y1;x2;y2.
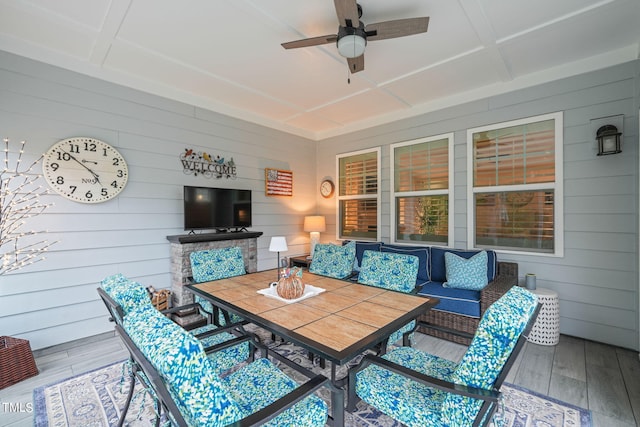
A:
188;270;438;364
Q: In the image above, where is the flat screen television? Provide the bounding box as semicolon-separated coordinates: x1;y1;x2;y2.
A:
183;186;252;232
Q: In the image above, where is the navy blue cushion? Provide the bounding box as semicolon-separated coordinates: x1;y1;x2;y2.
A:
431;247;496;283
417;281;482;318
381;245;429;282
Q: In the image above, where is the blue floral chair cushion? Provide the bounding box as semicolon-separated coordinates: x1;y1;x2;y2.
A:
124;306;243;426
309;241;356;279
358;250;420;346
354;286;538;427
355;348;458;427
441;286;537;425
358;250;420;293
222;358;328;426
190;247;246;284
100;274;154;321
124;305;328;427
190;247;246;325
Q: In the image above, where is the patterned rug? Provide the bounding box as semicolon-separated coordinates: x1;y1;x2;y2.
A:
33;341;591;427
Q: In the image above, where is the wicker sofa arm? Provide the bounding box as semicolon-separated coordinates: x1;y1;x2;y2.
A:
480;261;518;315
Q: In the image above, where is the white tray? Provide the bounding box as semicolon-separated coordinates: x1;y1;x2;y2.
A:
257;284;325;304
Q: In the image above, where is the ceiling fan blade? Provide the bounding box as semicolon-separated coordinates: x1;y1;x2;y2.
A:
365;17;429;41
347;55;364;73
281;34;338;49
334;0;359;27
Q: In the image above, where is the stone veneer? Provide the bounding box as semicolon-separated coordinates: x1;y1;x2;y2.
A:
166;231;262;326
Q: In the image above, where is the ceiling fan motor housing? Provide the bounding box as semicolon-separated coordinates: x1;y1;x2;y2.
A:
337;24;367;58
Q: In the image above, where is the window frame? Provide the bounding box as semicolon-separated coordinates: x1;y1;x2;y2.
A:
390;133;454;247
466;112;564;257
336;147;381;242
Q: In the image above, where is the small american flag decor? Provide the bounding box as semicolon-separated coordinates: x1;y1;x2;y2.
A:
265;168;293;197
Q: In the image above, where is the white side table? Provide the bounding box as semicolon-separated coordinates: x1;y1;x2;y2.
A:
527;287;560;346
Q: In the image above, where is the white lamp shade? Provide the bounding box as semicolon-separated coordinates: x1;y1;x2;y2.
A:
337;34;366;58
269;236;288;252
304;216;326;232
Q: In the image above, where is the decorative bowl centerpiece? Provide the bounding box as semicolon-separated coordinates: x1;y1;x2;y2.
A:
276;267;305;299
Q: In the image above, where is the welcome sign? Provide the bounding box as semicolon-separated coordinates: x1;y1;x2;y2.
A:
180;149;237;179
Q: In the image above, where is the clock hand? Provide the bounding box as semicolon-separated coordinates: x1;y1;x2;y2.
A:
60;149;102;184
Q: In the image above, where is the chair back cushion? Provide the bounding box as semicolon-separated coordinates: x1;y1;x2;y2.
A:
442;286;538;424
309;241;356;279
124;306;242;426
357;250;420;293
381;245;430;282
348;241;383;272
190;247;246;283
101;274;154;319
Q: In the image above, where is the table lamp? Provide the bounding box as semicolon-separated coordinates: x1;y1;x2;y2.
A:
268;236;288;281
304;215;326;259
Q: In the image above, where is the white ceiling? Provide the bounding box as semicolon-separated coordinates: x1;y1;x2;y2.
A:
0;0;639;140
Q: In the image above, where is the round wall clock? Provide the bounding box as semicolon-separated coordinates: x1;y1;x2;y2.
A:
43;137;129;203
320;179;335;198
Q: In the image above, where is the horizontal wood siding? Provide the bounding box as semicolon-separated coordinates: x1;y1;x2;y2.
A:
317;61;639;351
0;51;317;349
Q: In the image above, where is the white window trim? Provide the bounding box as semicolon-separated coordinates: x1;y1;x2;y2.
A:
390;133;454;247
466;112;564;257
336;147;381;242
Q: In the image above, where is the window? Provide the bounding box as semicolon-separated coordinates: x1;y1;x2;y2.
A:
467;112;563;256
337;148;380;240
391;134;454;245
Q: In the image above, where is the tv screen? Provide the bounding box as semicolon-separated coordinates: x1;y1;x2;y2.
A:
183;186;252;231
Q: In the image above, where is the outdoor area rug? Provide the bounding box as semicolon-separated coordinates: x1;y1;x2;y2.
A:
33;355;591;427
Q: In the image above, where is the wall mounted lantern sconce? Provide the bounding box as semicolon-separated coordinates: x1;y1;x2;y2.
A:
596;124;622;156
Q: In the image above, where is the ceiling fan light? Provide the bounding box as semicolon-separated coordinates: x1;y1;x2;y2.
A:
337;34;366;58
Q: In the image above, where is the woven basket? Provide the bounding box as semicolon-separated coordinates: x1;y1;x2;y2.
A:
0;336;39;389
151;289;171;311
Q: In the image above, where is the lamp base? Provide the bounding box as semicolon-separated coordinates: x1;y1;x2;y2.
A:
309;231;320;258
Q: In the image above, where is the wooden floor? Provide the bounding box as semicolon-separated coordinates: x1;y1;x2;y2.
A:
1;331;638;426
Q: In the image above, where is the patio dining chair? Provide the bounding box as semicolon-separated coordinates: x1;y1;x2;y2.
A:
357;250;420;350
98;274;252;426
347;286;540;427
118;302;331;427
189;246;247;326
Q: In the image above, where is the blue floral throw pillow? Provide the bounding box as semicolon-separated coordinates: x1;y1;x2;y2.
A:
443;250;488;290
309;241;356;279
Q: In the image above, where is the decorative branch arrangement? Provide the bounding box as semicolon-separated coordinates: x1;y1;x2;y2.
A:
1;138;56;275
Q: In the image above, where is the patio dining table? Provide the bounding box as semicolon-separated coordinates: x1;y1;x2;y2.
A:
187;269;439;427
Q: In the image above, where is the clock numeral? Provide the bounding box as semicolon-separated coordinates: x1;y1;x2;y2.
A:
50;162;59;171
84;142;97;152
56;176;64;185
116;170;124;178
85;190;93;199
56;152;72;161
112;158;120;166
101;188;108;197
110;180;118;188
69;185;77;194
69;144;80;154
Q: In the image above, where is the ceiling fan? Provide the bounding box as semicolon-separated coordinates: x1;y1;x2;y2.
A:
281;0;429;73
